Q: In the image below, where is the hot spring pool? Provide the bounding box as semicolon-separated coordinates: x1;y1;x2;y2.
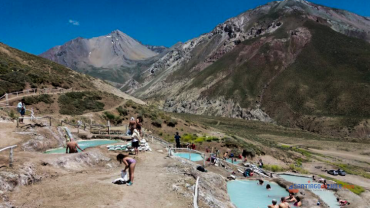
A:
45;139;120;154
279;174;339;208
227;180;288;208
225;158;242;164
173;152;203;161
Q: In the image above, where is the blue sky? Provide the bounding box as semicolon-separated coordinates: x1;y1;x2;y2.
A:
1;0;369;55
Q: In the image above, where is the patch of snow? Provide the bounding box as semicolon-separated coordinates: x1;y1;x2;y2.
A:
106;36;111;38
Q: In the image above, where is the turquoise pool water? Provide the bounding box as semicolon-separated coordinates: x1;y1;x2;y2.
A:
279;174;339;208
226;158;242;164
174;152;203;161
227;180;288;208
45;139;120;154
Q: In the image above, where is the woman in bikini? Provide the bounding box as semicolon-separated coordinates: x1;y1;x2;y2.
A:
117;153;137;186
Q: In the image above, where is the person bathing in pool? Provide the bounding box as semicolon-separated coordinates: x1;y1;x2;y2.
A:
266;184;271;190
286;193;297;203
117;153;136;186
268;199;279;208
294;196;302;207
258;179;264;185
279;197;291;208
337;198;350;206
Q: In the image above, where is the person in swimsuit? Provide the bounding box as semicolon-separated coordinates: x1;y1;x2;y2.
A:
266;184;271;190
117;153;136;186
294;196;302;207
127;117;136;135
136;116;143;136
268;199;279;208
258;179;264;185
66;141;83;153
279;197;291;208
131;129;141;155
337;198;350;206
223;152;228;160
286;193;297;203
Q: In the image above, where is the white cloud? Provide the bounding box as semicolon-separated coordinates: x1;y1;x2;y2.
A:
68;19;80;26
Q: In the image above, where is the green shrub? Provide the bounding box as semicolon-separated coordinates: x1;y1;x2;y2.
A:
152;119;162;127
182;133;198;142
125;100;137;109
8;110;17;119
289;164;309;174
212;137;220;141
116;106;128;116
166;119;178;127
58;91;104;115
103;111;116;120
264;164;286;172
194;137;205;143
24;94;53;105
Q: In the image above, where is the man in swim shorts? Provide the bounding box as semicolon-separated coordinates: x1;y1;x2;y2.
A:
66;141;83;153
268;199;279;208
279;197;291;208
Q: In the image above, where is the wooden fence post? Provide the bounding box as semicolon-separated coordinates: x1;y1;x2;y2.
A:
9;148;13;167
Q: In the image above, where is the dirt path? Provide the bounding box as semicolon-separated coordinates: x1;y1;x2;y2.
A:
304;162;370;190
0;122;28;147
309;148;370;163
8;143;190;208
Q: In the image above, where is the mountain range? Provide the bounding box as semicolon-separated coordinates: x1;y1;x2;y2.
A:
40;0;370;138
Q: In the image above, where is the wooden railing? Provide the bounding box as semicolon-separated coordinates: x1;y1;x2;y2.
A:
194;177;200;208
0;88;74;105
0;145;17;167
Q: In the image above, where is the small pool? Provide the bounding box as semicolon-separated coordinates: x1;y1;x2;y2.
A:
227;180;288;208
45;139;120;154
173;152;203;161
226;158;242;164
279;174;339;208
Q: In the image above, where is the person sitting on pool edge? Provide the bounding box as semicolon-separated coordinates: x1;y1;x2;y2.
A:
294;196;302;207
117;153;136;186
266;184;271;190
268;199;278;208
286;193;297;203
279;197;291;208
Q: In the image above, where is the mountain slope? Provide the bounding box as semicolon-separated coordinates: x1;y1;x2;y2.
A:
40;30;160;85
0;42;95;95
41;30;157;68
132;0;370;138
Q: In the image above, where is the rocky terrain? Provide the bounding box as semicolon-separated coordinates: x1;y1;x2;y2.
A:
130;0;370;137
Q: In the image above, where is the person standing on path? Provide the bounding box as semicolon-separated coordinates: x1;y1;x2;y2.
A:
136;116;143;136
175;132;181;148
127;117;136;135
117;153;136;186
131;129;141;155
17;99;26;124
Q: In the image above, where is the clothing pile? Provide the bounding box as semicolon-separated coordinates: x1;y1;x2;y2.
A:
112;171;129;185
